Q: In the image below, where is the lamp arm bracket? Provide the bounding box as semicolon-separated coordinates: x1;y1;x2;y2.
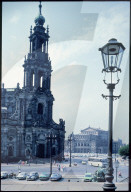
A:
101;94;121;100
103;80;108;85
101;94;108;100
115;79;120;85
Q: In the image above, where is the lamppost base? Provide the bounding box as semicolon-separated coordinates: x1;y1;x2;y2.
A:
103;182;117;191
69;165;71;167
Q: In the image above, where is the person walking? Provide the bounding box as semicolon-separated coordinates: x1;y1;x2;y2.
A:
118;171;122;178
58;164;61;171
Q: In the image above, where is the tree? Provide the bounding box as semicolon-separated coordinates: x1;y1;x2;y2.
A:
118;144;129;156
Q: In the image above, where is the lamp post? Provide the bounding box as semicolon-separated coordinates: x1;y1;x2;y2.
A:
47;129;57;176
7;144;9;165
68;133;73;167
114;160;119;182
86;160;88;173
99;38;125;191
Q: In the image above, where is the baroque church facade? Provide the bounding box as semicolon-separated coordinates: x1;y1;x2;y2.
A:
1;2;65;162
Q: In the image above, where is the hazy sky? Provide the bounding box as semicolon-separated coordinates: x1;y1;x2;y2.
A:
2;1;130;143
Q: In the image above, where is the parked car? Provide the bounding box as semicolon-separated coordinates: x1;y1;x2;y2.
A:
122;156;126;160
74;162;77;166
26;172;39;181
17;172;27;180
82;161;86;165
1;171;8;179
39;172;50;181
93;168;106;182
83;173;93;182
8;172;14;179
50;173;62;181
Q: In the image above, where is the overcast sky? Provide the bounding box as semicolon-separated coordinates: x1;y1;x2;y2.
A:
2;1;129;143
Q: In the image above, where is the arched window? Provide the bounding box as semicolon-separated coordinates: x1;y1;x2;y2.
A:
37;103;43;114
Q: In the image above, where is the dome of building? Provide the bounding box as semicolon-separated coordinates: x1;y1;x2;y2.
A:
34;14;45;26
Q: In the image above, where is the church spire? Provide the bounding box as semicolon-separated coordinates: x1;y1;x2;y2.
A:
39;1;42;15
34;1;45;26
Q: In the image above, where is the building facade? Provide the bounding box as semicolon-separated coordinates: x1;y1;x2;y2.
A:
65;127;124;154
1;2;65;162
70;127;108;154
112;139;124;154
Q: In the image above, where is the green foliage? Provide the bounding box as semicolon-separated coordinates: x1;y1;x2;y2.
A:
118;144;129;156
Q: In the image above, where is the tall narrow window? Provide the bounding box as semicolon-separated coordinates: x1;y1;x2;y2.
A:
33;73;35;87
40;76;43;88
37;103;43;114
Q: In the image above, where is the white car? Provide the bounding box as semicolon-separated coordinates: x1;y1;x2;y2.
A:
50;173;62;181
1;171;8;179
17;172;27;180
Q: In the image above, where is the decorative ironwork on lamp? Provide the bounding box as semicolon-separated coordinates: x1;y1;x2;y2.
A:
99;38;125;191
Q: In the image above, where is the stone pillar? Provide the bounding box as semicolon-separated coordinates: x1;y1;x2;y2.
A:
47;40;48;54
17;132;21;156
21;130;25;157
3;129;8;157
18;99;21;120
24;70;26;87
32;131;36;156
28;70;31;88
48;100;53;123
34;70;39;89
48;75;51;90
35;143;37;156
44;143;46;158
26;71;29;88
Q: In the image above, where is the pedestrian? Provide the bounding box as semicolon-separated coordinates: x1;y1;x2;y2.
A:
58;164;60;171
64;166;66;172
118;171;122;178
63;166;65;172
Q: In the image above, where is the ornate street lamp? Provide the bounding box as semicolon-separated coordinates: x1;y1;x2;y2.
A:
47;128;57;176
68;133;73;167
99;38;125;191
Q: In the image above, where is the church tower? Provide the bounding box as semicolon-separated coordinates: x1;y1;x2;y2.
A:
21;2;54;127
23;2;50;92
1;2;65;162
